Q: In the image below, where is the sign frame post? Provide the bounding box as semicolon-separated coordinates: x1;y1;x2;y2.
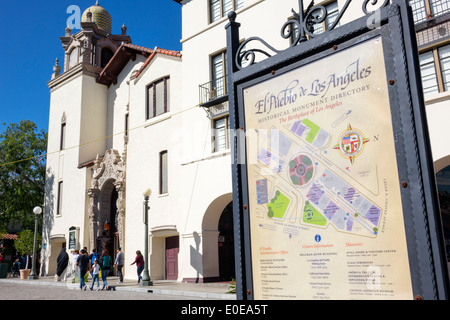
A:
226;0;449;300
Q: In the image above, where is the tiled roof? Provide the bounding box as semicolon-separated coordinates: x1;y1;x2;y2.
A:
122;43;153;54
0;234;18;240
97;43;181;86
134;46;182;78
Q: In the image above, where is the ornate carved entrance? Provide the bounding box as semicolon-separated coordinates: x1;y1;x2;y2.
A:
87;150;126;253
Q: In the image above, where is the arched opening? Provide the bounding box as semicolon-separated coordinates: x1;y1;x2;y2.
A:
201;193;234;282
96;180;119;272
101;47;114;68
218;201;235;281
435;166;450;258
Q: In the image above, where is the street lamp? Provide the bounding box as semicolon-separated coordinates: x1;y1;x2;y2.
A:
140;188;153;286
28;206;42;280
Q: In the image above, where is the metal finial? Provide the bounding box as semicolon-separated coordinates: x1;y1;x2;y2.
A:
228;11;237;22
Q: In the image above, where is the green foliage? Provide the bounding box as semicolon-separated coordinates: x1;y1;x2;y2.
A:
227;278;236;294
0;120;47;232
14;229;41;255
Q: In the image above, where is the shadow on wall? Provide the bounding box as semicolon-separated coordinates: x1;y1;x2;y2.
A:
190;231;202;283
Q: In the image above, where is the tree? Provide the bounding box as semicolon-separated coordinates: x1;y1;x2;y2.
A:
14;229;41;255
0;120;47;233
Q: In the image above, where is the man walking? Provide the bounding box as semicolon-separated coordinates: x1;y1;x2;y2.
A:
76;249;89;290
114;247;124;283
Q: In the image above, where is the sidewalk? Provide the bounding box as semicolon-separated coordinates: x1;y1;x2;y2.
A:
0;275;236;300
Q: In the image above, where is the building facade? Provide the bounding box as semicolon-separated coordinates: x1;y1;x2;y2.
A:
41;0;449;283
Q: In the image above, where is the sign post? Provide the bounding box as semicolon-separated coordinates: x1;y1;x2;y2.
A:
226;0;449;300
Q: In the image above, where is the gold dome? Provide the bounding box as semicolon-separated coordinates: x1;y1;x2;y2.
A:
81;1;112;33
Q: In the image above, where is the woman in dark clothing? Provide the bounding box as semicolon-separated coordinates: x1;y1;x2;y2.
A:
130;250;145;284
56;247;69;281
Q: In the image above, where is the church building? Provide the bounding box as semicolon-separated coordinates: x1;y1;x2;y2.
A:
42;1;235;283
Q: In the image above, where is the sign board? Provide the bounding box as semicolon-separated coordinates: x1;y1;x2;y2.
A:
243;36;413;299
226;0;449;300
68;226;79;250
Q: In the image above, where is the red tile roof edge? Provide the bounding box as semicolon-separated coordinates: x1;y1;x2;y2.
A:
99;43;182;83
0;234;18;240
134;46;182;78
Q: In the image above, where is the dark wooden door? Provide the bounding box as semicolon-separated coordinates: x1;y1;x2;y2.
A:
165;236;179;280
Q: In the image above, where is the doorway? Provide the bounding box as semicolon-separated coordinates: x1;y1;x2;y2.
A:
218;202;235;281
435;166;450;258
165;236;179;280
96;181;119;275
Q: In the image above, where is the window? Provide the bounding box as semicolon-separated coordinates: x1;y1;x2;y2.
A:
57;181;63;216
213;116;230;152
439;44;450;90
210;0;244;23
289;1;340;44
420;51;439;97
312;1;340;34
147;77;170;119
409;0;450;24
60;114;66;151
60;123;66;150
431;0;450;17
212;52;227;99
101;48;114;68
160;151;168;194
419;43;450;98
68;48;79;69
124;113;129;144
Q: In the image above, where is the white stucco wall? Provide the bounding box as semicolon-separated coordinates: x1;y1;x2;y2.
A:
425;93;450;172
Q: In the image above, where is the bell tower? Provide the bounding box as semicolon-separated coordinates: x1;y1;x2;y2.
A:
47;1;131;165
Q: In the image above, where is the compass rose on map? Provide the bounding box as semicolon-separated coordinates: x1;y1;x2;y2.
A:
333;124;370;164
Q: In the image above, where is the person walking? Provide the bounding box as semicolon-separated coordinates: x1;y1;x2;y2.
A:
88;249;99;276
99;249;112;290
89;259;101;291
130;250;144;284
72;249;80;279
56;246;69;281
75;249;89;290
114;247;124;284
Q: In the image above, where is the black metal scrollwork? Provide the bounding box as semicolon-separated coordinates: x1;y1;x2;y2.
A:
235;0;390;70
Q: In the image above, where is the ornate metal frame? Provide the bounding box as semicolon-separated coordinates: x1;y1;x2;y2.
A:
226;0;449;300
235;0;390;70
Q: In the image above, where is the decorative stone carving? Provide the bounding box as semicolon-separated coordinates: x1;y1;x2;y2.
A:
87;149;126;251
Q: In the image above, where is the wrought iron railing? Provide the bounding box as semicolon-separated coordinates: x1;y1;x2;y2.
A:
199;75;228;106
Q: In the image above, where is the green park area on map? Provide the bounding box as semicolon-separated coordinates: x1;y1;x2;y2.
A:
267;190;290;219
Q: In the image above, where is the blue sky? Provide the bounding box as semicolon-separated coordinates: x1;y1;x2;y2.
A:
0;0;182;135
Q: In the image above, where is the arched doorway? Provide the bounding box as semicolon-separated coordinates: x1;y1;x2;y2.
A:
87;150;126;261
218;202;235;281
435;166;450;258
96;180;119;262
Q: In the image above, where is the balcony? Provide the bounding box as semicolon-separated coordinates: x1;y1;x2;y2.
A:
199;75;228;108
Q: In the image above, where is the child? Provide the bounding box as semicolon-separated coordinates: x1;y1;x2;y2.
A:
89;259;101;291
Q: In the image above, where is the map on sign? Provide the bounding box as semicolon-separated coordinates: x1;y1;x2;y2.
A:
243;36;413;300
254;120;381;239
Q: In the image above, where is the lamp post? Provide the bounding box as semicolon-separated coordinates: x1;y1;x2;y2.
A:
28;206;42;280
140;188;153;286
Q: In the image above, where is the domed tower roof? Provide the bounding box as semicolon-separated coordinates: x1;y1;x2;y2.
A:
81;1;112;33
